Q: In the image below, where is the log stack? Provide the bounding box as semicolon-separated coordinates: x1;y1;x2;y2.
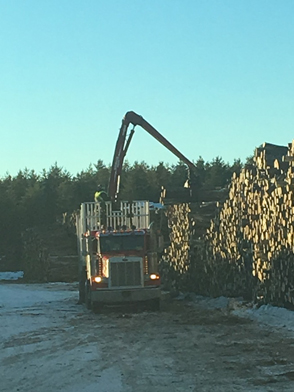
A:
190;141;294;306
160;195;228;294
22;223;78;282
22;228;50;282
162;141;294;307
160;203;192;293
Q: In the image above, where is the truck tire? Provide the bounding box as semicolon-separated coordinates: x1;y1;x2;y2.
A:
85;282;92;310
78;267;87;303
78;276;86;303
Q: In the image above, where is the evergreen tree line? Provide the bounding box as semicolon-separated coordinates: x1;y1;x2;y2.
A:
0;156;244;267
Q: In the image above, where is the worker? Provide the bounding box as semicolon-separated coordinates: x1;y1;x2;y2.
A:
94;185;108;229
94;185;108;202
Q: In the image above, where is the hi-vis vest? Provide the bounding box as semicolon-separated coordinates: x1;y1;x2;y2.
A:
94;191;107;202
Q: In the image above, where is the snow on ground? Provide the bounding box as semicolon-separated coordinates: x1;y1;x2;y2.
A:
2;270;294;336
233;303;294;333
188;293;294;336
2;271;294;337
2;273;294;391
0;270;24;280
0;281;124;392
0;282;78;340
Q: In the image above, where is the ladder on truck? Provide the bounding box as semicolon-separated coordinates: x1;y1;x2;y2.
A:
77;200;150;234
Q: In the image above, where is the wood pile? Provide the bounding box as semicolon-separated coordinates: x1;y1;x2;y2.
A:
190;141;294;306
47;255;78;282
22;223;78;282
22;228;50;282
160;203;192;293
161;141;294;307
159;193;228;293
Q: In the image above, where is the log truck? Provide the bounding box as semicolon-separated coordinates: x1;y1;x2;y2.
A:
76;111;197;310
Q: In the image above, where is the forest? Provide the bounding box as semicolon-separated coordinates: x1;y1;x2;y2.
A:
0;156;246;270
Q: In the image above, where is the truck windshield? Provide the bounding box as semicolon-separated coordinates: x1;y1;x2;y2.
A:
100;234;144;252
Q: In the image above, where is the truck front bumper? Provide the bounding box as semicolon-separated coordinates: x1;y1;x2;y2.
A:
90;287;161;304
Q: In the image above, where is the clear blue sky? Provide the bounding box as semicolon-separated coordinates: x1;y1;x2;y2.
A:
1;0;293;177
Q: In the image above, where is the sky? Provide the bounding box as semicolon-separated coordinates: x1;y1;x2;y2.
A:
1;0;294;178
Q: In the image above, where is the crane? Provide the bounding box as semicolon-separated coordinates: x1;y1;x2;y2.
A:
108;111;197;202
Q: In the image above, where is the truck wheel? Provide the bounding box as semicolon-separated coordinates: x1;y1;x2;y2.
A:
85;282;92;310
78;275;86;303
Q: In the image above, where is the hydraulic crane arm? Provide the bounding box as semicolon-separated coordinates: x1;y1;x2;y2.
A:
108;111;197;201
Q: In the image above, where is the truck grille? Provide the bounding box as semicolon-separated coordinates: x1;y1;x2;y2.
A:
110;261;141;287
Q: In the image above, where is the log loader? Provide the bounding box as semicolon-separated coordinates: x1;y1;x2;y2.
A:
76;111;197;310
108;110;198;202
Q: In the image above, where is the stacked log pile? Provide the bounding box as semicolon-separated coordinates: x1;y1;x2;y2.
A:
22;223;78;282
191;141;294;306
47;254;78;282
22;228;50;282
162;141;294;307
160;203;192;293
160;194;229;293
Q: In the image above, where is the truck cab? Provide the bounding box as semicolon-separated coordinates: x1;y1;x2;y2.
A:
76;201;162;310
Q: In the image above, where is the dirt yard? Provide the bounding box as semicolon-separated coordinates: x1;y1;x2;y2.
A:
1;283;294;392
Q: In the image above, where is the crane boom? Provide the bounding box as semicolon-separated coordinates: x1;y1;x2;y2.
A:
108;111;197;201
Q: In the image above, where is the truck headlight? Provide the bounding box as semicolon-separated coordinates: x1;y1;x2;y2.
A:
150;274;160;280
